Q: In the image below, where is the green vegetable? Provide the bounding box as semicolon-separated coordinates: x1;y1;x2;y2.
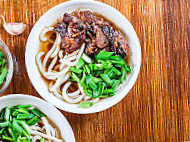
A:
0;51;8;85
2;135;14;142
31;108;45;117
79;102;93;108
70;72;80;83
4;108;10;121
0;122;10;128
40;138;45;142
119;65;127;83
27;116;40;126
17;104;32;108
100;74;112;85
80;72;86;87
84;64;91;74
16;113;30;120
0;105;47;142
112;80;120;90
8;128;17;141
89;80;97;90
103;89;114;94
76;58;85;69
82;53;92;63
96;50;114;60
68;50;131;108
12;120;23;135
69;67;82;74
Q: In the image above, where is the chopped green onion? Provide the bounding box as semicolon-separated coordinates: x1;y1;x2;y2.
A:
70;72;80;83
16;113;30;120
17;104;32;108
111;67;121;75
92;77;102;83
84;64;91;74
100;74;112;85
12;120;23;135
69;67;82;74
8;128;17;141
119;65;127;83
27;116;39;126
2;135;14;142
0;67;8;84
82;53;91;63
31;108;45;117
76;58;85;69
96;50;114;60
109;55;122;60
0;122;10;128
103;89;114;94
80;72;86;87
112;80;120;90
89;80;97;90
4;108;10;121
79;102;93;108
40;138;45;142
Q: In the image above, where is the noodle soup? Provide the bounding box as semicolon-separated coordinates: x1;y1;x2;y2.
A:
0;104;64;142
36;10;131;108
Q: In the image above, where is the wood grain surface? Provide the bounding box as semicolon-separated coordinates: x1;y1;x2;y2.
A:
0;0;189;141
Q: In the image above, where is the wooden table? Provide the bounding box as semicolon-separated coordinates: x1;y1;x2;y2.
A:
0;0;189;141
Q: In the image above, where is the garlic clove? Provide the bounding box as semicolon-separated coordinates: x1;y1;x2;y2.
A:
0;15;26;35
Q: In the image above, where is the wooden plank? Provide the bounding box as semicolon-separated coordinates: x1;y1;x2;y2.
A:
0;0;189;141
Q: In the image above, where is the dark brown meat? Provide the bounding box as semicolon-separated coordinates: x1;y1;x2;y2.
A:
54;10;129;57
95;27;108;48
65;34;86;54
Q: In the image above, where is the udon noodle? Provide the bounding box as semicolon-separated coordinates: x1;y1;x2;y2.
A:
36;10;130;105
36;27;100;104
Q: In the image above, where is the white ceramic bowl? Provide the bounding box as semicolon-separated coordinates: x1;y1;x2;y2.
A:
0;39;14;94
0;94;75;142
25;0;141;114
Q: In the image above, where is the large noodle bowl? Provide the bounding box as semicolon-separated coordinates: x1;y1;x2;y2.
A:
36;10;131;108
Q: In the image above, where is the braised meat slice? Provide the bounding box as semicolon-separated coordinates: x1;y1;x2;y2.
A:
54;10;129;58
95;26;109;48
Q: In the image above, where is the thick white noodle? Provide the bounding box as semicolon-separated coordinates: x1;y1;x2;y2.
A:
39;27;54;42
30;130;62;142
49;124;56;137
61;43;85;66
62;82;85;103
42;29;61;67
67;89;80;97
58;50;63;59
32;135;42;142
41;117;51;142
50;73;70;92
36;52;45;73
48;56;57;72
30;117;62;142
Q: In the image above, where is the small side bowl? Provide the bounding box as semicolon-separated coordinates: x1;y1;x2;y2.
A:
0;39;13;94
0;94;76;142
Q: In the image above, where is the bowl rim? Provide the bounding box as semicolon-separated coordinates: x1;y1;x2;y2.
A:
0;94;76;142
0;39;14;94
25;0;141;114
